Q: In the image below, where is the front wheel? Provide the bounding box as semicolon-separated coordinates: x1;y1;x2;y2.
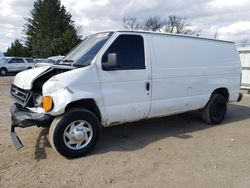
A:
202;94;227;124
0;68;7;76
49;108;101;158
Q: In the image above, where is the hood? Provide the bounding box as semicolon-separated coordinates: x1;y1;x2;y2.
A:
13;65;74;90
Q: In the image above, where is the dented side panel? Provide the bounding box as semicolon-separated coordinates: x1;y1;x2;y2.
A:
42;64;108;125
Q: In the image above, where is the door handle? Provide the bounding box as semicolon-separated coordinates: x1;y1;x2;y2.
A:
146;82;150;91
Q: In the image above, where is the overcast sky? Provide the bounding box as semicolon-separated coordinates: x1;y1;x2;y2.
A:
0;0;250;52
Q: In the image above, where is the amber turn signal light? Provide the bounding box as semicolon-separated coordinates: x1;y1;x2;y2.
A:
42;96;53;112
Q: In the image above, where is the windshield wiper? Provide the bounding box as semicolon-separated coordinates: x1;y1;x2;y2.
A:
73;62;91;68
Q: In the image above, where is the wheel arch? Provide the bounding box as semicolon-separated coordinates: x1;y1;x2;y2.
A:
211;87;229;102
0;67;7;71
65;99;102;122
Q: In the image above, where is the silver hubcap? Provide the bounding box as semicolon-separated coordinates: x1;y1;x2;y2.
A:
63;120;93;150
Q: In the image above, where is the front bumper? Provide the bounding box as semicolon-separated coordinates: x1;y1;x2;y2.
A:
10;103;53;150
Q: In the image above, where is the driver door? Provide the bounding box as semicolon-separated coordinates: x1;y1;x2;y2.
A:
97;33;151;125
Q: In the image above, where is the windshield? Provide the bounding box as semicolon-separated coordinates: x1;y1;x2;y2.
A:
63;32;113;67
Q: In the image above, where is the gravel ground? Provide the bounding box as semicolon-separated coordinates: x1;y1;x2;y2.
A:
0;76;250;188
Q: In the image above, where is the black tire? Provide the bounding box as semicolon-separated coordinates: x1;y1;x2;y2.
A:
27;67;32;69
202;94;227;124
49;108;101;158
0;68;7;76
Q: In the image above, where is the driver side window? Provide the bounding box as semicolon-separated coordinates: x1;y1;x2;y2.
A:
102;34;145;70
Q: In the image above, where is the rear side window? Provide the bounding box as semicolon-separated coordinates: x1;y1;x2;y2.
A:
102;34;145;70
10;58;25;63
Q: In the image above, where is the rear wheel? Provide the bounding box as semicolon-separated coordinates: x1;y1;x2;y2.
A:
202;94;227;124
0;68;7;76
49;108;101;158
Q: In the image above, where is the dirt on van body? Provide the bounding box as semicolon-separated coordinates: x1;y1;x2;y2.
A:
1;76;250;188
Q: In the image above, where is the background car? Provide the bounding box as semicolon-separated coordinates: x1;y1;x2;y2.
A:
0;57;34;76
34;58;45;64
34;58;57;67
48;55;65;64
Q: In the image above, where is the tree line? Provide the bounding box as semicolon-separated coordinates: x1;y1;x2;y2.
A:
5;0;202;58
123;15;200;35
5;0;81;58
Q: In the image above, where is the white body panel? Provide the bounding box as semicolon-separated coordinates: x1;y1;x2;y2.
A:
14;66;52;89
42;64;107;122
148;34;241;117
12;31;241;127
96;32;151;125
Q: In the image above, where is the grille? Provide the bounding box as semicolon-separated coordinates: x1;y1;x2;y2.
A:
11;85;32;107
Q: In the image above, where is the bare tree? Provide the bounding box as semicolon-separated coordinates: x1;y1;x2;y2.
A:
239;39;249;47
164;15;199;35
123;17;142;30
213;29;219;39
122;15;200;35
143;16;165;31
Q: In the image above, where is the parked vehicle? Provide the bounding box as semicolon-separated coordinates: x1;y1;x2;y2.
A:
9;31;242;158
35;58;57;67
34;58;45;64
238;47;250;90
0;51;4;57
0;57;34;76
48;55;65;64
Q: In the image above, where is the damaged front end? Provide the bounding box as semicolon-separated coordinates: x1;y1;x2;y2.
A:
10;65;74;149
10;103;53;149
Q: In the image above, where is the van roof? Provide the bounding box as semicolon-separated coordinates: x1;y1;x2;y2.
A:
98;30;234;44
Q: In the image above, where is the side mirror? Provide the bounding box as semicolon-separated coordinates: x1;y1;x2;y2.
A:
108;53;118;66
102;53;119;70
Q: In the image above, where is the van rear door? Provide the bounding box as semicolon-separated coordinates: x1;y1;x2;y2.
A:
97;33;151;125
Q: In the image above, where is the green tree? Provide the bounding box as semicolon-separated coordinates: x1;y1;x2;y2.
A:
51;29;79;55
24;0;81;58
4;39;29;57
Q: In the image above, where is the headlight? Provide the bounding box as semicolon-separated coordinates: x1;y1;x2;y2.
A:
42;96;53;112
33;95;42;107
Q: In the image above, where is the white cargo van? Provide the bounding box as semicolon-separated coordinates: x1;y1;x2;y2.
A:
10;30;242;158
